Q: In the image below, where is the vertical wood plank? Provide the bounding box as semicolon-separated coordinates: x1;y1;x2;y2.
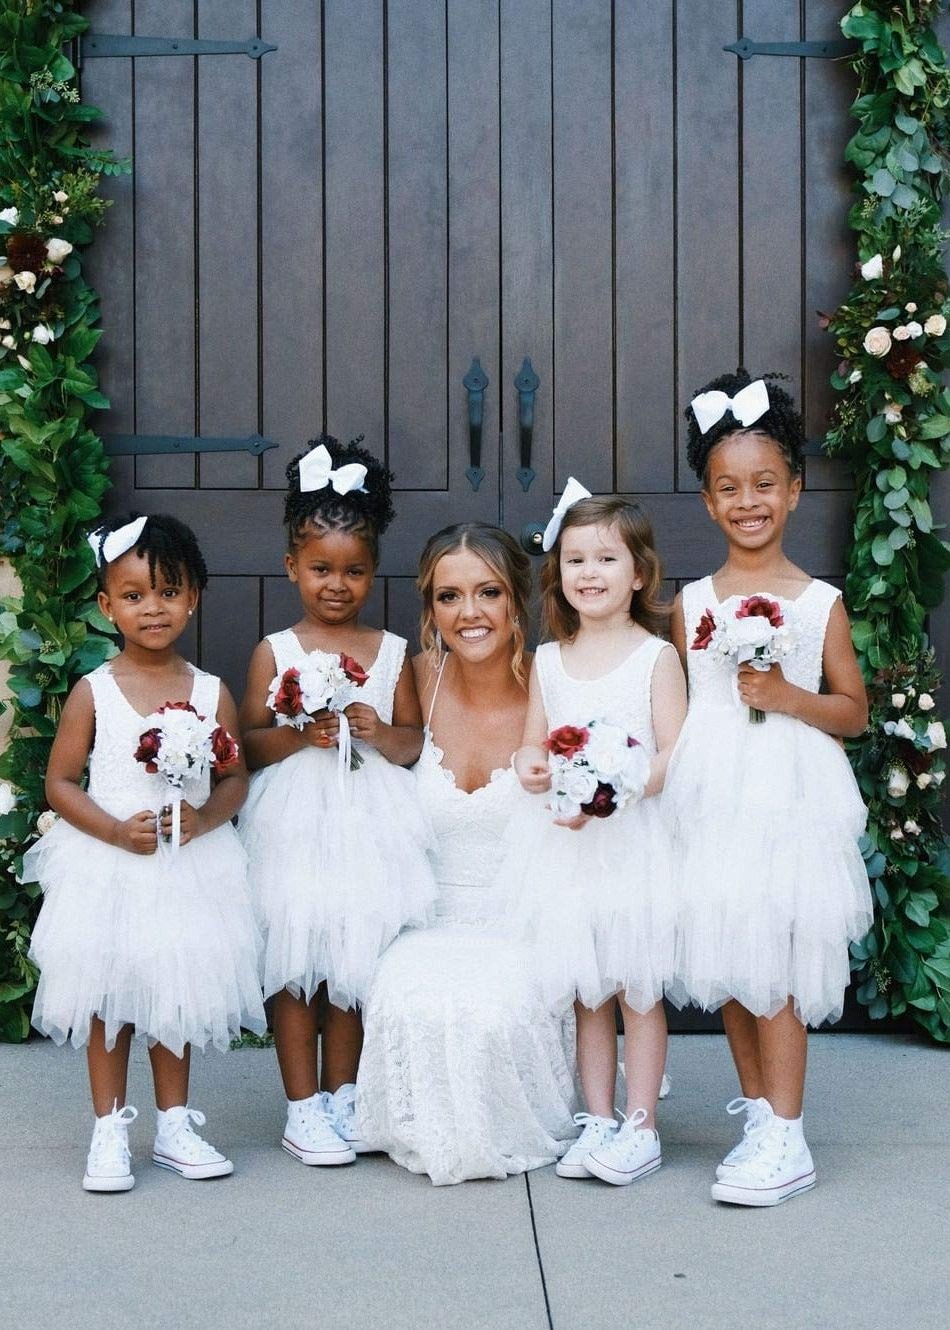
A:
195;0;260;490
132;0;197;489
550;0;612;492
741;1;802;394
323;0;385;452
499;0;553;541
385;576;422;652
803;0;859;494
387;0;448;490
675;0;740;492
200;576;259;699
260;0;323;488
445;0;501;527
615;0;675;495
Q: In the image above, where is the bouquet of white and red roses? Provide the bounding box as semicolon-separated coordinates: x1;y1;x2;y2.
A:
691;594;795;723
266;651;369;772
134;701;240;850
545;720;650;822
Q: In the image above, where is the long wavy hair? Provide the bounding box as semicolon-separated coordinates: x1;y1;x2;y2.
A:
540;496;670;641
417;523;532;686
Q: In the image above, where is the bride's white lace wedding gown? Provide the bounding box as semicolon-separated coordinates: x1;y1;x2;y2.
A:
356;682;578;1185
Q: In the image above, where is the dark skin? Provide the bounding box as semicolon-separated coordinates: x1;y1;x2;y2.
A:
45;549;248;1114
672;428;869;1118
239;523;424;1098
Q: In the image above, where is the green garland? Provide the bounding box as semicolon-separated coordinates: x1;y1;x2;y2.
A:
826;0;950;1040
0;1;127;1040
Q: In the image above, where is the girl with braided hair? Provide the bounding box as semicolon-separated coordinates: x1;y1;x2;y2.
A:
238;433;437;1169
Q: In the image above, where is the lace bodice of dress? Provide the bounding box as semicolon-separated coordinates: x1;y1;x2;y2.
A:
534;636;670;755
85;664;219;818
681;576;840;706
267;628;406;725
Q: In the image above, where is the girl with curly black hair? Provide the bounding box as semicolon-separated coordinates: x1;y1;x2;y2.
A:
238;433;436;1169
665;370;872;1207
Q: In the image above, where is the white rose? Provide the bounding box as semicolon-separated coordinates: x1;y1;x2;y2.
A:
1;335;15;350
0;207;18;225
905;302;917;313
13;270;36;293
730;617;777;653
924;314;946;337
917;772;933;789
0;782;17;815
892;245;902;261
53;190;69;204
886;766;910;798
584;723;632;778
31;323;54;345
893;718;915;741
891;692;906;709
45;237;73;264
861;254;884;280
560;767;599;805
36;810;58;835
926;721;947;750
0;264;13;285
883;402;903;424
903;819;922;836
890;827;905;841
918;693;935;711
848;369;862;384
863;326;892;357
906;321;923;338
892;324;912;341
549;790;582;821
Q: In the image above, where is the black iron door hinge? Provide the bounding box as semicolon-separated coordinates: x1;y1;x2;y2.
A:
725;38;857;61
102;434;277;458
79;34;276;64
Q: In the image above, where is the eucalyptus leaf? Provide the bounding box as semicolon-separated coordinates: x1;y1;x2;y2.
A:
872;167;897;197
872;534;895;565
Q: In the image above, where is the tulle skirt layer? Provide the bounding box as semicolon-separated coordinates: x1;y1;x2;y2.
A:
663;705;873;1027
357;913;577;1185
498;795;677;1013
239;746;438;1008
25;822;266;1056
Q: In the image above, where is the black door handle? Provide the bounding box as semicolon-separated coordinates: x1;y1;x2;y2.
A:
463;357;489;491
514;358;539;492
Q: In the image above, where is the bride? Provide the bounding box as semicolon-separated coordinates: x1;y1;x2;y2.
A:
356;523;577;1184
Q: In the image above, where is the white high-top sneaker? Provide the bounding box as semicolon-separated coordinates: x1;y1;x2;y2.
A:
152;1106;233;1180
83;1102;138;1192
282;1092;356;1166
715;1096;773;1179
710;1110;816;1207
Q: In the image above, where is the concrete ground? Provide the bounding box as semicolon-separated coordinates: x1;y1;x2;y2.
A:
2;1032;947;1330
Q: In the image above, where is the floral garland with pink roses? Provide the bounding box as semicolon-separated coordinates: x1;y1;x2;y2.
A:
825;1;950;1040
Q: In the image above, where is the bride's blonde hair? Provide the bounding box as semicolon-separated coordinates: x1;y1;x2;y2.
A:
418;523;532;686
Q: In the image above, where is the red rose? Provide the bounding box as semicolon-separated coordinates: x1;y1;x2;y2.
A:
735;595;783;629
340;654;369;687
272;667;304;719
134;727;162;774
581;781;617;819
545;724;590;759
211;725;240;770
691;608;717;651
158;701;202;717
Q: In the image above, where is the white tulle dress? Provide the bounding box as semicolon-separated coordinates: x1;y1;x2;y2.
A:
238;629;437;1009
25;664;266;1056
664;577;873;1027
356;665;578;1185
498;636;678;1014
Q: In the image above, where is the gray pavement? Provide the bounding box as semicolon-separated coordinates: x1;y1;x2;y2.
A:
2;1032;947;1330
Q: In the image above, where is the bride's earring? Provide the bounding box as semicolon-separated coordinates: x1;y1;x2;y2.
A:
435;629;443;654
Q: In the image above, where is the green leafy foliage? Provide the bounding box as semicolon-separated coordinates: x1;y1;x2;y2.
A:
0;1;128;1040
827;1;950;1040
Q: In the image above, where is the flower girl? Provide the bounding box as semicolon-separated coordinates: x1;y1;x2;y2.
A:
500;485;686;1186
239;434;436;1167
665;370;873;1205
26;513;265;1191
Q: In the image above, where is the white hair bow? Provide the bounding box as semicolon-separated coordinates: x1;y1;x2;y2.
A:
690;378;770;435
298;443;368;496
541;477;593;552
87;515;148;567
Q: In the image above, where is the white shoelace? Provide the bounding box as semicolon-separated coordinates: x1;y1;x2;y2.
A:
158;1107;221;1162
571;1112;617;1150
726;1095;773;1142
89;1103;138;1169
